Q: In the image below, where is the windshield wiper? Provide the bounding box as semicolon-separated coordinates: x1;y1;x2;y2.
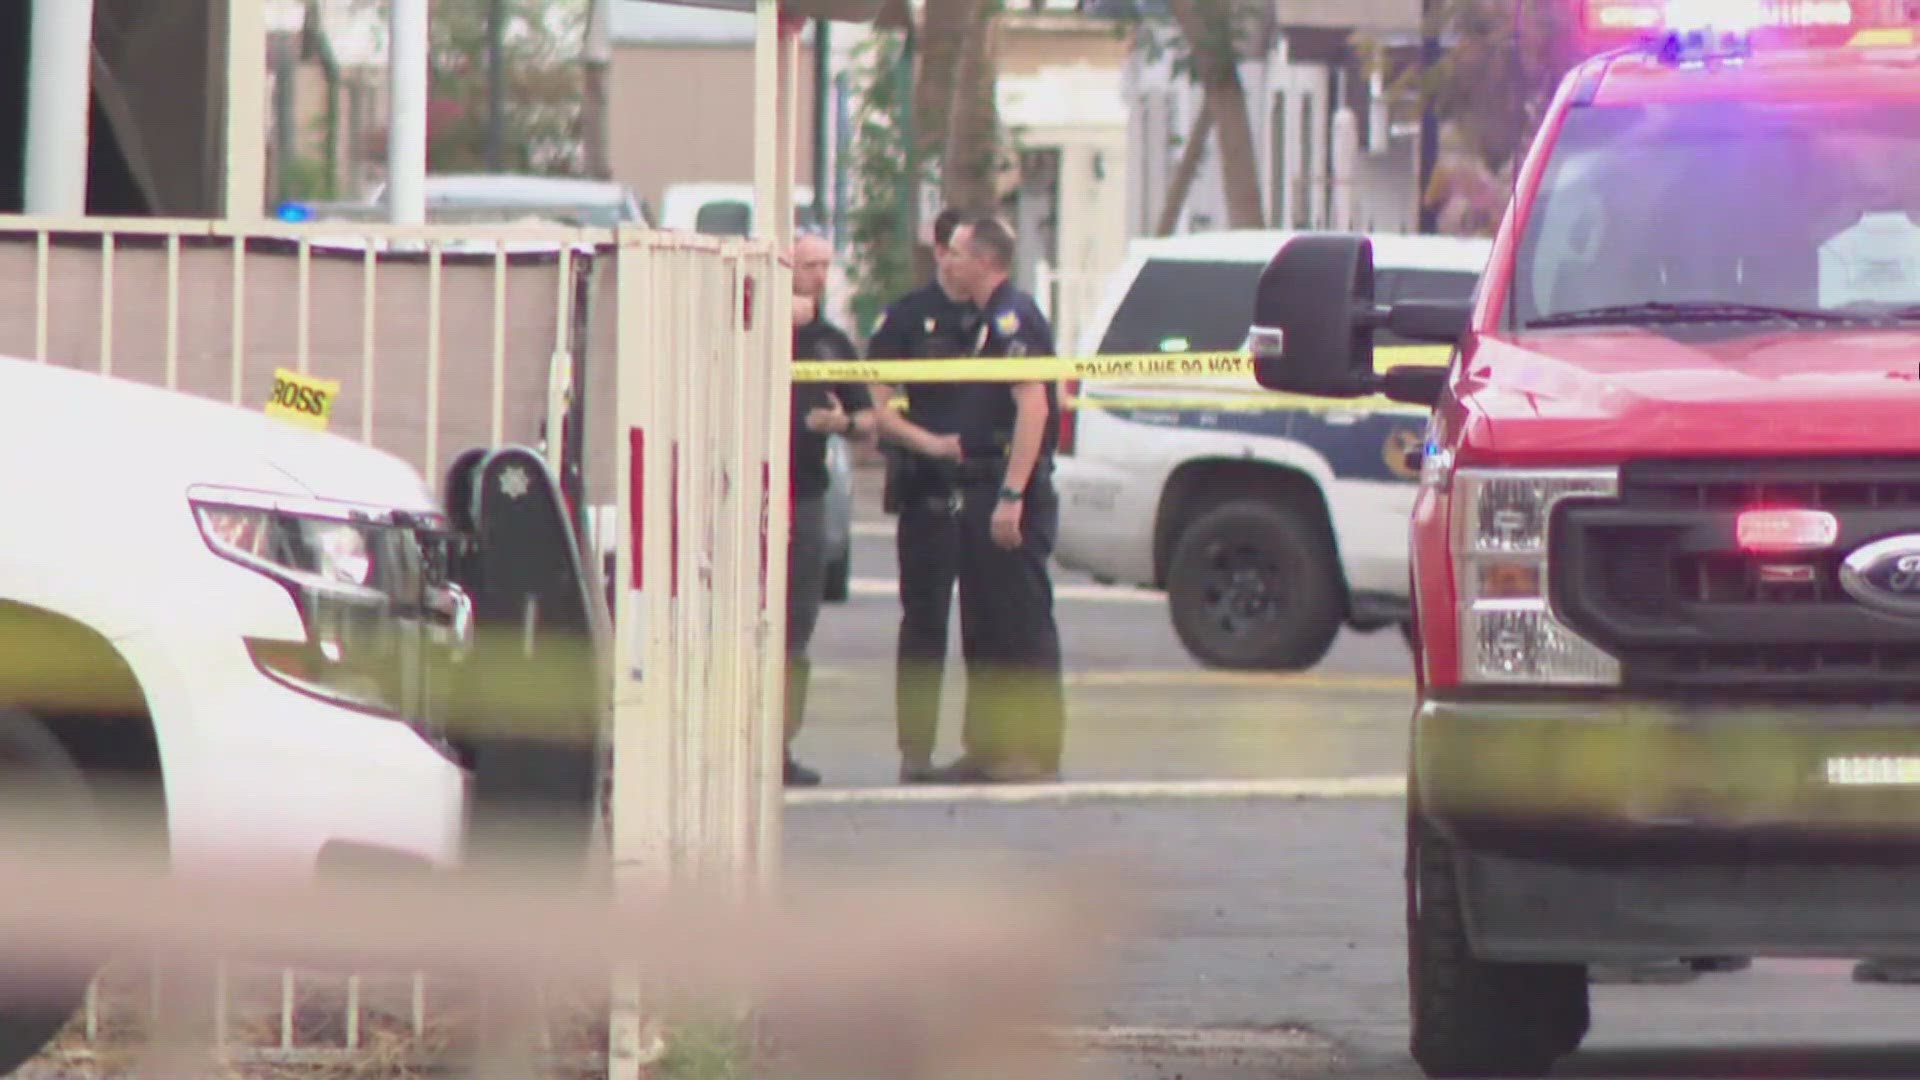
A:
1528;301;1870;329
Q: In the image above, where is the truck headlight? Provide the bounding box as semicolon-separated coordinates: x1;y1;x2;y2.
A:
1450;468;1620;686
189;489;450;718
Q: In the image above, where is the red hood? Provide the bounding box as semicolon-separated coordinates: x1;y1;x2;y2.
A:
1457;327;1920;464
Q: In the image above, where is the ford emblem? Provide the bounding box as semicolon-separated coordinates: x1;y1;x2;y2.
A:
1839;536;1920;617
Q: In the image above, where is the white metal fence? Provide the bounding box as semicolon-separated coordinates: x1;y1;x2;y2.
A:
607;231;789;1080
0;216;788;1074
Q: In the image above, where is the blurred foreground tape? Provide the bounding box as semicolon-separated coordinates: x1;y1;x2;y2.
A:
0;838;1140;1080
264;367;340;432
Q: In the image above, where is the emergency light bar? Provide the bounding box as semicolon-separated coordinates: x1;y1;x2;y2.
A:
1578;0;1909;51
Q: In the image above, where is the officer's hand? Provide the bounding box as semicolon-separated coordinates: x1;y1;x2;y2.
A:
991;499;1023;550
923;433;963;462
806;392;848;435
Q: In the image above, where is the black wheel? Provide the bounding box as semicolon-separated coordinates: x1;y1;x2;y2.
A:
1166;498;1344;671
822;552;850;604
0;708;105;1076
1408;813;1587;1078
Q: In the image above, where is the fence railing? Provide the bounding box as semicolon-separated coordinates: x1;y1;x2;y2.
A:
1;217;789;1077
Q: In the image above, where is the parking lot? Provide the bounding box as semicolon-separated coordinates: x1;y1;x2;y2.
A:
779;465;1920;1079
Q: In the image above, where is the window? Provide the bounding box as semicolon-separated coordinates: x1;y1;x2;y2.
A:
1096;259;1262;356
1096;257;1483;358
695;200;753;237
1382;268;1480;304
1515;100;1920;327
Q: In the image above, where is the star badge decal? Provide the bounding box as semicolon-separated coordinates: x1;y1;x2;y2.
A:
499;465;531;499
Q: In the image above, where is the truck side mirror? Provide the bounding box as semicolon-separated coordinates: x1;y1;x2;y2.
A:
1248;234;1382;399
1388;299;1473;345
1249;234;1469;409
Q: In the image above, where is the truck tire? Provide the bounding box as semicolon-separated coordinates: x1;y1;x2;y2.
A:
1408;814;1587;1078
1166;498;1344;671
0;708;105;1076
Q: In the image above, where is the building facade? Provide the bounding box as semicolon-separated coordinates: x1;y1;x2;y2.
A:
1122;0;1427;240
609;1;822;218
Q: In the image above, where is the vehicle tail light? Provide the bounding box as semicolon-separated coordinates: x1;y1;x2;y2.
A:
1449;468;1621;686
1057;378;1078;455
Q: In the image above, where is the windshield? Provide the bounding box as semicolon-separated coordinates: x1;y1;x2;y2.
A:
1513;99;1920;328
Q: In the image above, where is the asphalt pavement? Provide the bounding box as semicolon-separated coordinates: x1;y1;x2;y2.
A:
775;466;1920;1078
792;465;1415;790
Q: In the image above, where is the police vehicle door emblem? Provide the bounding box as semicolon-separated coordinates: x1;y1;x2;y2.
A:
1383;429;1423;481
1839;536;1920;616
499;464;531;499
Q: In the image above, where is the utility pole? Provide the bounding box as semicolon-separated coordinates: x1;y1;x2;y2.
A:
812;18;830;231
1417;0;1440;234
487;0;506;170
583;0;613;178
388;0;429;224
23;0;97;215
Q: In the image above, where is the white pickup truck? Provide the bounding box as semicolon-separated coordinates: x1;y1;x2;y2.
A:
1053;230;1491;671
0;353;501;1071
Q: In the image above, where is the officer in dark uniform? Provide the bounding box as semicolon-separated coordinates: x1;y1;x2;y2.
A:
786;231;876;788
866;208;978;782
920;212;1065;784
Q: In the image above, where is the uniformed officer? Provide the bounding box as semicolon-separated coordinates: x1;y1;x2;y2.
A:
865;209;980;783
917;212;1065;784
786;231;876;787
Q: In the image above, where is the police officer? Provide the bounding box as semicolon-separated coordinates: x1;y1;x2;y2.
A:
919;212;1065;784
786;231;876;787
866;209;979;783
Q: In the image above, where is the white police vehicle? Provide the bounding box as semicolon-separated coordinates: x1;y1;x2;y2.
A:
1053;230;1491;670
0;352;492;1072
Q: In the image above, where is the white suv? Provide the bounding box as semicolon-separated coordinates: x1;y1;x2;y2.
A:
0;353;481;1071
1053;230;1490;671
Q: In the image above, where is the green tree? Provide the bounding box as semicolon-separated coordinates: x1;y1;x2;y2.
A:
842;31;922;338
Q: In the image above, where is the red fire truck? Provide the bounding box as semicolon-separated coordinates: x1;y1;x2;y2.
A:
1251;0;1920;1074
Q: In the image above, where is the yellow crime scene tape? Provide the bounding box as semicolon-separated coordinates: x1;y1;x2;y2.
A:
792;344;1452;415
264;367;341;432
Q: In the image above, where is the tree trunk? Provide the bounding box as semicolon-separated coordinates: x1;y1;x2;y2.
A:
1166;0;1264;230
907;0;982;279
912;0;980;175
1155;105;1213;236
942;0;1002;213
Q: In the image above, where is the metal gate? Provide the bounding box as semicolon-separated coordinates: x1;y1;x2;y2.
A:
0;215;789;1074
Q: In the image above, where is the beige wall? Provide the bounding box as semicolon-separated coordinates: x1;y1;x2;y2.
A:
609;44;819;214
1277;0;1421;32
998;13;1131;77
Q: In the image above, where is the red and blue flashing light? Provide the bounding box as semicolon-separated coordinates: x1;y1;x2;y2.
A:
1579;0;1914;52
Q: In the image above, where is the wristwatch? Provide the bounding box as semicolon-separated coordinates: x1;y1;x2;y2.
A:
997;485;1023;503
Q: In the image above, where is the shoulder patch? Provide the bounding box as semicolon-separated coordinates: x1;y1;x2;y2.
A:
924;317;936;334
995;310;1019;337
